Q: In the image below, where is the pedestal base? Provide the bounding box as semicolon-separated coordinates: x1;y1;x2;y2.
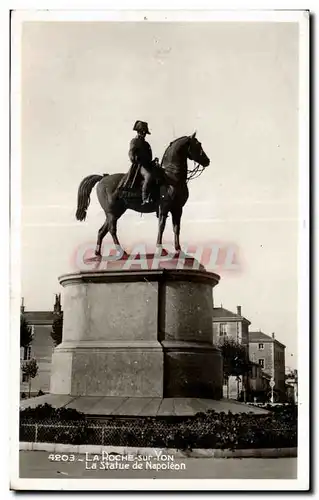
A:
163;342;223;399
50;341;163;397
50;266;222;400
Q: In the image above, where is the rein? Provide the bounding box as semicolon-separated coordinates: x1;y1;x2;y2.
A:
187;162;206;183
163;161;206;183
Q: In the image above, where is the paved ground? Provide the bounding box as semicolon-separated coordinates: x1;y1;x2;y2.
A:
19;451;297;479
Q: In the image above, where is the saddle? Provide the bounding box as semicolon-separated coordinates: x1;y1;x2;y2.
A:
118;159;164;203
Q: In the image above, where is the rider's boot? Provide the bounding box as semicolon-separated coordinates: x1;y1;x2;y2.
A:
141;197;151;206
141;184;151;205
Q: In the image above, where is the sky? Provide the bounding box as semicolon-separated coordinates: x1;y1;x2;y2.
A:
20;20;299;367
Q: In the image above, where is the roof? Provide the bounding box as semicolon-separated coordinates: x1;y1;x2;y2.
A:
23;311;54;325
213;307;251;325
249;331;286;349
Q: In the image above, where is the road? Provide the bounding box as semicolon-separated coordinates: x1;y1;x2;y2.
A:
19;451;297;480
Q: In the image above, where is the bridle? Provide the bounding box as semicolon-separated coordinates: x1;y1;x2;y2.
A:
186;141;208;183
187;162;207;182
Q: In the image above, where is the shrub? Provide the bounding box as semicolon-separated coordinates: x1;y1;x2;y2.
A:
20;403;85;422
20;404;297;450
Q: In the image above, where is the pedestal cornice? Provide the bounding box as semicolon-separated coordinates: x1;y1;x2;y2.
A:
59;268;220;287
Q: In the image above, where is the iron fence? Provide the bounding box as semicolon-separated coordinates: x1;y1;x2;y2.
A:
20;417;297;449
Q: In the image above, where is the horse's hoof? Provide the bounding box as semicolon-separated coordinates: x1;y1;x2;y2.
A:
95;249;102;257
156;247;169;256
156;245;174;257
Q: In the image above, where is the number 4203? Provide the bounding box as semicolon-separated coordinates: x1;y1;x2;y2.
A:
48;454;75;462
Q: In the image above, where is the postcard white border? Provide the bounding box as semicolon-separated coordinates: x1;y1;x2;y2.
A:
8;7;310;493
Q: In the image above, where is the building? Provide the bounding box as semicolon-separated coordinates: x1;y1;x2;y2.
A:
213;305;251;399
249;331;286;401
213;305;251;347
20;295;62;395
248;361;271;402
213;306;286;402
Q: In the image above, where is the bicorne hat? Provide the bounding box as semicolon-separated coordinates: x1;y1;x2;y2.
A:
133;120;151;135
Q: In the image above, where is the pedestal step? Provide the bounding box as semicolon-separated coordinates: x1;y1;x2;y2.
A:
20;395;269;416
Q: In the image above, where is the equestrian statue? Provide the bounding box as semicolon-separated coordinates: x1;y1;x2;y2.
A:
75;121;210;256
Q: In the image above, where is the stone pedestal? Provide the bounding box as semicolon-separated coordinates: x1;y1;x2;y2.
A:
50;257;222;399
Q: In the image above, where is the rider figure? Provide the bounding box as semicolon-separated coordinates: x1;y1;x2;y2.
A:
129;120;154;205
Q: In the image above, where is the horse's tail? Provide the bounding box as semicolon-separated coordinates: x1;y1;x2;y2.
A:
75;174;106;221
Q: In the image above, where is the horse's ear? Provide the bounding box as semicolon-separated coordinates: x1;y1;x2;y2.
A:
190;131;197;139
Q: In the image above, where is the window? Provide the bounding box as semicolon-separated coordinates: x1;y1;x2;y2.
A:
22;373;28;382
23;346;32;360
258;343;264;350
258;359;265;368
219;323;228;336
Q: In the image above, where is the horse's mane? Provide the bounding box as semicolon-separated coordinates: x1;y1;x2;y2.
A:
161;136;189;164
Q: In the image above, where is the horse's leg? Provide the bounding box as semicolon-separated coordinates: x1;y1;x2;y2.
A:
108;215;120;246
96;175;128;255
108;209;127;255
95;220;109;256
171;207;183;252
156;205;168;248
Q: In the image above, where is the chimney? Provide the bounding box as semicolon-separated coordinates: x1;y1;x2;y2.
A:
237;305;242;316
272;332;275;339
20;297;25;313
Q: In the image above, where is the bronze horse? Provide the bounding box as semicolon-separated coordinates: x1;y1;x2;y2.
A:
75;132;210;256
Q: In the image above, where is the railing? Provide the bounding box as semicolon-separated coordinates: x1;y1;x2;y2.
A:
20;418;297;449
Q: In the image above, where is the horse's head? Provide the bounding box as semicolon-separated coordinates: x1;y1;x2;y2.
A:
187;132;210;167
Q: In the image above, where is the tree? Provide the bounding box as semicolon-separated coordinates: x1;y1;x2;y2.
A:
285;369;298;403
51;314;63;347
218;338;251;399
21;358;39;398
20;314;33;348
285;369;298;382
